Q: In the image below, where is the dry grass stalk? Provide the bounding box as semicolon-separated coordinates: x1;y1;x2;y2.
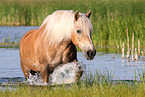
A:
131;32;134;61
126;23;130;59
138;39;140;60
134;48;138;61
122;43;124;59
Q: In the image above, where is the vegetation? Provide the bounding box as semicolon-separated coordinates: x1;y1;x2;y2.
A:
0;34;19;48
0;0;145;48
1;70;145;97
0;1;145;96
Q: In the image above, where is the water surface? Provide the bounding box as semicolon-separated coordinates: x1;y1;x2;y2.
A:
0;26;39;43
0;48;145;85
0;26;145;85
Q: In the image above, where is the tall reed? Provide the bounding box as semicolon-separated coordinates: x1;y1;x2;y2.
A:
0;0;145;48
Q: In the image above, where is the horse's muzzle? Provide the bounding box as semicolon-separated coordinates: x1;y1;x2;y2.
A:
85;49;96;60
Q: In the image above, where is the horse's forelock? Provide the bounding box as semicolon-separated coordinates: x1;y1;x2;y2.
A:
78;15;93;36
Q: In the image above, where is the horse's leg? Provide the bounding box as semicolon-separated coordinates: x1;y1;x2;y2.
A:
38;64;50;84
21;64;31;79
39;64;55;84
40;68;49;84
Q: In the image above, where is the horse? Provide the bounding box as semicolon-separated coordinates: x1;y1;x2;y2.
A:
20;10;96;84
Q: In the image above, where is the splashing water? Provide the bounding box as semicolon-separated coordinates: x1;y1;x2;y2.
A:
50;62;85;85
27;73;48;86
26;62;85;86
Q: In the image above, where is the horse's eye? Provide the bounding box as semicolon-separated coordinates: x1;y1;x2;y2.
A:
77;30;81;34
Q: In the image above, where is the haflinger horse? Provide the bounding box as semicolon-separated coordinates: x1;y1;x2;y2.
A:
20;10;96;84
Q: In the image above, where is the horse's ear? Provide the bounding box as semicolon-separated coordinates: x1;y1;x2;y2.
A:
74;11;79;21
85;10;91;18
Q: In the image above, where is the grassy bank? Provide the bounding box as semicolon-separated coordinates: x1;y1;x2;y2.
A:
1;70;145;97
0;0;145;47
0;43;19;48
1;83;145;97
0;34;19;48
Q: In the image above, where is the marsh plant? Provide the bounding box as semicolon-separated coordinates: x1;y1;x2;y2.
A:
0;34;20;48
0;0;145;47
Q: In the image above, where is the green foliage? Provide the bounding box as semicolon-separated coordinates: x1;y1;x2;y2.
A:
1;69;145;97
0;0;145;47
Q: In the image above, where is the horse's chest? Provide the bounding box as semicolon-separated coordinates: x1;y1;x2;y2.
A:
48;52;73;65
39;42;77;68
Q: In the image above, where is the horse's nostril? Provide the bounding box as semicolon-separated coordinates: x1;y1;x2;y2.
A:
91;52;94;56
86;49;96;59
86;50;96;60
87;50;93;57
87;50;90;56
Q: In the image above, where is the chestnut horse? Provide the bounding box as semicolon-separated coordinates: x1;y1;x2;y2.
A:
20;10;96;84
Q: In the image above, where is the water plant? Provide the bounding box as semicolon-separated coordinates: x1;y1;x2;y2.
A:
0;35;19;48
0;0;144;48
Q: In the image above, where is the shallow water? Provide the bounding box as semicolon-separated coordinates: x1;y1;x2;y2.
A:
0;26;145;86
0;48;145;85
0;26;39;43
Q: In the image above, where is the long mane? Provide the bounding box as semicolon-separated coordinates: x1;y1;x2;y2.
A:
39;10;93;46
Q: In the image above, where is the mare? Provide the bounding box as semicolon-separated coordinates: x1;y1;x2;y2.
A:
20;10;96;84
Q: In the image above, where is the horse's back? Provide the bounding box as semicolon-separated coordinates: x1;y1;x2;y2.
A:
20;29;38;47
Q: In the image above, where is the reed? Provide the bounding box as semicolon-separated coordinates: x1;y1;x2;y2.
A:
0;0;145;48
122;43;124;59
126;23;130;59
0;35;20;48
131;32;134;61
1;69;145;97
138;39;140;60
134;47;138;61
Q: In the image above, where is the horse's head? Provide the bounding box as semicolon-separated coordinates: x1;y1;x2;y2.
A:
71;10;96;60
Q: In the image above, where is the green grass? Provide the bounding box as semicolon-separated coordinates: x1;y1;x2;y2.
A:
0;0;145;48
1;83;142;97
1;70;145;97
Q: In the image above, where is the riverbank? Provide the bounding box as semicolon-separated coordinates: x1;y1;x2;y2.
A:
0;43;19;48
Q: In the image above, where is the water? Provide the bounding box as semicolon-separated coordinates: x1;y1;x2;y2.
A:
0;26;39;43
0;48;145;85
0;26;145;86
50;62;84;85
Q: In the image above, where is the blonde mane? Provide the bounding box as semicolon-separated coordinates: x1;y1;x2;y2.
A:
39;10;93;47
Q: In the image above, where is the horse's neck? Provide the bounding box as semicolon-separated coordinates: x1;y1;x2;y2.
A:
58;40;74;50
35;25;77;63
54;40;77;56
